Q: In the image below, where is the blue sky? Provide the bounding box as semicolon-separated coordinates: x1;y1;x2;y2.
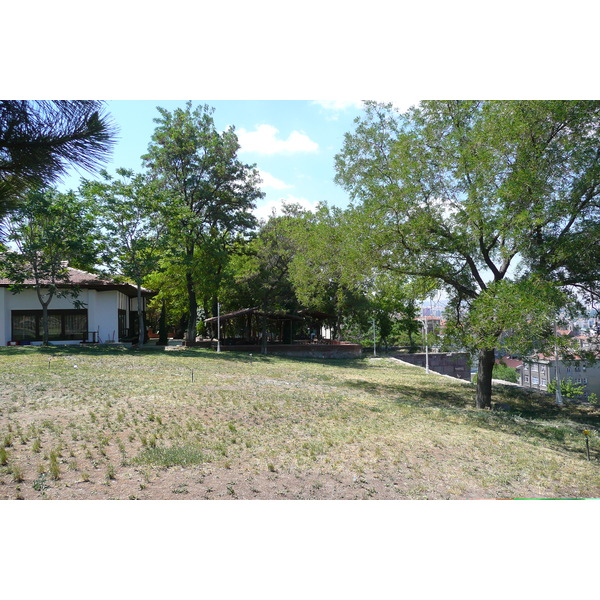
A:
57;99;419;221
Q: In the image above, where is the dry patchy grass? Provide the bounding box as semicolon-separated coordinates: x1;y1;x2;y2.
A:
1;346;599;499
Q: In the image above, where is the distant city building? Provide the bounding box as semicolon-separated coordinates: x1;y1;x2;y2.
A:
519;354;600;400
416;315;445;333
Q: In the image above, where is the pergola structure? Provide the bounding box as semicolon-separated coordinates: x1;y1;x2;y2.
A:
204;307;336;346
202;307;361;358
204;307;305;346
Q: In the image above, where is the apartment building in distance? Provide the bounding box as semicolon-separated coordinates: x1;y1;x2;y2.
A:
520;354;600;400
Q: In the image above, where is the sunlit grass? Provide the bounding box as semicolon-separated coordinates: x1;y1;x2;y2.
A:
1;346;599;499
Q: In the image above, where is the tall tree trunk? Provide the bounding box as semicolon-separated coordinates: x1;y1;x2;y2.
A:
476;348;495;409
185;270;197;343
261;301;268;355
202;298;212;338
136;283;144;347
37;287;53;346
158;300;168;345
42;302;50;345
408;329;415;352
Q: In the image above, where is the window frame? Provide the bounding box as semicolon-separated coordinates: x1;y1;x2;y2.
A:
11;309;88;342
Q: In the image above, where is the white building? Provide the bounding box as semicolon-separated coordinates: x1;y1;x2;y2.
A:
0;267;153;345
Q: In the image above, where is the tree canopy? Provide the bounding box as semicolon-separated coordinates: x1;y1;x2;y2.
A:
1;188;98;344
142;103;263;342
80;168;166;345
335;100;600;407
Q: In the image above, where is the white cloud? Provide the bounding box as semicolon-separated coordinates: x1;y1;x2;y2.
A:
313;100;364;111
237;124;318;155
258;170;292;190
387;98;421;113
253;195;319;222
314;99;421;114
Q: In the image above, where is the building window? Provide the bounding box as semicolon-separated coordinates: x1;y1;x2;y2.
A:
531;364;539;372
540;366;546;375
11;310;87;341
118;309;127;340
541;379;547;386
524;375;529;383
532;377;539;385
583;378;588;384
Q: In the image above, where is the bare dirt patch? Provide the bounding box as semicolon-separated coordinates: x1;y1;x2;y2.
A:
1;347;600;500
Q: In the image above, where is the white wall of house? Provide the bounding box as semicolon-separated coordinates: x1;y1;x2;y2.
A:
89;291;120;343
0;287;122;345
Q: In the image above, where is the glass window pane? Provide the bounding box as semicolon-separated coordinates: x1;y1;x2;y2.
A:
64;313;86;337
47;315;62;339
13;315;37;340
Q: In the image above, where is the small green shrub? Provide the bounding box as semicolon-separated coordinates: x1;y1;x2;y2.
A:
33;473;49;493
49;451;60;480
11;464;24;483
133;445;206;467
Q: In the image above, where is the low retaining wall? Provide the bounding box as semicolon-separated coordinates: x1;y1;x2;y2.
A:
391;352;470;381
217;343;362;359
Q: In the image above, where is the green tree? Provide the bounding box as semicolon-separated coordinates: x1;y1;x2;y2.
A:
335;100;600;408
286;204;372;341
2;188;98;344
547;378;586;399
80;169;166;346
142;103;263;342
0;101;116;221
226;210;300;353
144;260;190;339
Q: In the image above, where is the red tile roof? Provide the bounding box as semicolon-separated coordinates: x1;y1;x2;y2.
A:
0;267;154;298
496;356;523;369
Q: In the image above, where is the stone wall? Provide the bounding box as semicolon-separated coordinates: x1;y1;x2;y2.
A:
391;352;470;381
219;343;363;359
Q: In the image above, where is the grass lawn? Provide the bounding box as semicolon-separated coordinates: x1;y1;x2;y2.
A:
1;345;599;499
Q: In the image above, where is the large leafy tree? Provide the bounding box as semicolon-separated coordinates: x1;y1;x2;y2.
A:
0;100;116;221
286;204;371;341
335;100;600;408
80;169;166;346
2;188;99;345
287;204;424;345
225;210;300;353
142;103;263;342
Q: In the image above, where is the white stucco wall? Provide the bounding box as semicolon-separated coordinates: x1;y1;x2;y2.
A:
0;287;121;345
90;290;119;343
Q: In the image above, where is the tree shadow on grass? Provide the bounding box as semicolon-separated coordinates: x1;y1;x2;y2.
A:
273;356;370;370
0;346;373;368
341;378;473;410
340;376;600;459
0;345;308;365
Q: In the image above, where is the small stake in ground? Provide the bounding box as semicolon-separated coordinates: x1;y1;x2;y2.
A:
583;430;591;461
